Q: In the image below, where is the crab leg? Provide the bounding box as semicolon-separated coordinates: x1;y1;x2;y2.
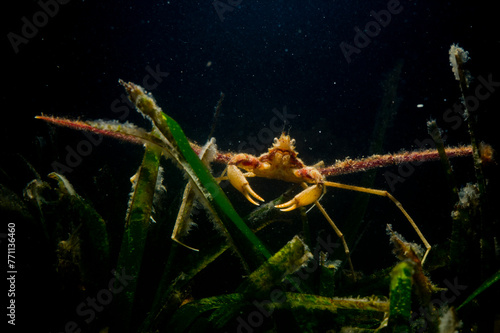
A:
277;182;356;277
313;197;356;278
227;165;265;205
324;181;431;265
275;183;324;211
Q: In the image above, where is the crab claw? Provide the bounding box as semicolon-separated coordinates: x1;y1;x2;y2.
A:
227;165;264;205
275;184;323;211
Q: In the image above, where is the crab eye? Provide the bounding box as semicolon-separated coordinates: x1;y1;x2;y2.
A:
291;139;296;146
273;138;279;145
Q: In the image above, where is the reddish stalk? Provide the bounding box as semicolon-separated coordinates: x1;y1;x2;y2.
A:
37;115;485;178
318;146;474;177
192;143;477;177
36;116;146;145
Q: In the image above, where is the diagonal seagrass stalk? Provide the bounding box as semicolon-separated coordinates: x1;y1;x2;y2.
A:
117;80;272;267
235;236;312;297
457;268;500;311
209;236;314;329
169;236;313;331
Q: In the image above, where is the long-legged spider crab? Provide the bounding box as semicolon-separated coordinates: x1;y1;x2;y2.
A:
225;132;432;273
37;80;489;276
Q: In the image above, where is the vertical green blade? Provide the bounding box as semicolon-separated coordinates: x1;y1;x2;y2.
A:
388;261;413;331
114;144;162;332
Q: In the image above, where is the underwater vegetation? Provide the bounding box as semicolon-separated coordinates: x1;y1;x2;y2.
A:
3;45;498;332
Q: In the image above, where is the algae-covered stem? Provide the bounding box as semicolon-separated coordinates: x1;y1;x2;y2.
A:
449;45;492;267
118;79;176;147
449;45;487;198
450;44;496;330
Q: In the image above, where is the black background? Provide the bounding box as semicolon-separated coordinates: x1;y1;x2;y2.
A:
2;1;499;331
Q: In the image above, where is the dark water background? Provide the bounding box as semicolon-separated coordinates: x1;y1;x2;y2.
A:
2;1;499;331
